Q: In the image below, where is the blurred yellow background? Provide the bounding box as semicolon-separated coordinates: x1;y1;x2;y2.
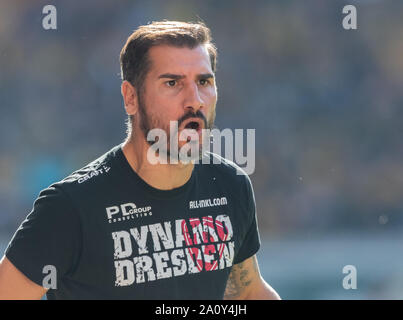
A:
0;0;402;299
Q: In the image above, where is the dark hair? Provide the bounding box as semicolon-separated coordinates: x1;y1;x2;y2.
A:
119;20;217;134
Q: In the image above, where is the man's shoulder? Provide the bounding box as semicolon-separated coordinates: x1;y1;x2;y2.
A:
198;152;251;184
46;144;122;196
198;152;255;214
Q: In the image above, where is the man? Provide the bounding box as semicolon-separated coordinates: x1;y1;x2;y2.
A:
0;21;280;300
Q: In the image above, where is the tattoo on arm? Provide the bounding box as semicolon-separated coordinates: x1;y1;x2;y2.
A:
224;257;259;299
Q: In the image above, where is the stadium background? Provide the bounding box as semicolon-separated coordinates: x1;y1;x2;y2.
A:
1;0;402;299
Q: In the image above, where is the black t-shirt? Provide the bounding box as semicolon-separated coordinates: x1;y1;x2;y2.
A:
5;144;260;300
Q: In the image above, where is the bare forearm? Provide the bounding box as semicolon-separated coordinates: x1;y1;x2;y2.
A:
224;256;281;300
0;256;47;300
245;278;281;300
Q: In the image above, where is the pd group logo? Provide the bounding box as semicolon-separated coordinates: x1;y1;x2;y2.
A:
106;202;152;223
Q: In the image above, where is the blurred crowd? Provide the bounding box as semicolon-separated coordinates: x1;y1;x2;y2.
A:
1;0;402;238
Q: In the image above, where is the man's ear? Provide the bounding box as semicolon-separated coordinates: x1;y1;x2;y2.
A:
121;81;138;117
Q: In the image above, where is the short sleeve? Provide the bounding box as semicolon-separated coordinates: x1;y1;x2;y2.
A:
233;175;261;264
4;186;81;287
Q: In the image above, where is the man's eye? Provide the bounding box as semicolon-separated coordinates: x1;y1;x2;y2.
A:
166;80;177;87
199;79;210;86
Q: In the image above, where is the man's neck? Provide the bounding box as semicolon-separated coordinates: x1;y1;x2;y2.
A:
121;136;194;191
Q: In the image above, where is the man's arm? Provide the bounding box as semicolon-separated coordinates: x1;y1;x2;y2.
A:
0;256;47;300
224;255;281;300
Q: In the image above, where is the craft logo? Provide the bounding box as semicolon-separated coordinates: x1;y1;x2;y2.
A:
78;165;111;184
106;202;153;223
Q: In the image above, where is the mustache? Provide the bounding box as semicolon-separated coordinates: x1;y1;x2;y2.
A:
177;110;208;129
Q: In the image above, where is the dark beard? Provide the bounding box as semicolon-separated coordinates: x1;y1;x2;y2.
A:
137;90;216;160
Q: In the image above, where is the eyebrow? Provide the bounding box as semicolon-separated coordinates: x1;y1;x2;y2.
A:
158;73;215;80
197;73;215;80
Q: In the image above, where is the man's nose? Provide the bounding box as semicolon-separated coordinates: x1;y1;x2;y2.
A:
183;82;204;113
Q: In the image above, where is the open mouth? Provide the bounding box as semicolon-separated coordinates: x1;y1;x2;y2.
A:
184;121;200;130
183;118;203;132
181;119;204;143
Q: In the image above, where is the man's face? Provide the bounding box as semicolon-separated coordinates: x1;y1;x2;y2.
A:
136;44;217;157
